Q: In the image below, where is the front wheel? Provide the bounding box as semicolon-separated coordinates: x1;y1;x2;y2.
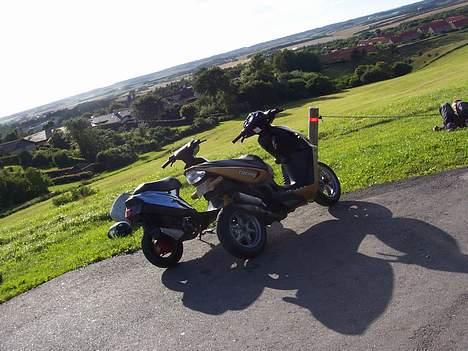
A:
141;228;183;268
315;162;341;206
216;206;267;259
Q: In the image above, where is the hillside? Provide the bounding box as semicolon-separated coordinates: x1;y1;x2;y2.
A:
0;45;467;303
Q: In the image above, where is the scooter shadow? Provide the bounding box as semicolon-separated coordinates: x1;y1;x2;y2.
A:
161;201;468;335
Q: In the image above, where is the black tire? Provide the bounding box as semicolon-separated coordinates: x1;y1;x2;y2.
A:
216;205;267;259
141;228;183;268
315;162;341;206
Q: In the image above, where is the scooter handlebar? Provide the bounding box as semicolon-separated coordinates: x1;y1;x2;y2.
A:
162;157;173;169
232;133;243;144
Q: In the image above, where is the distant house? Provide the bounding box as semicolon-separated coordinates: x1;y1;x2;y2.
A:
0;139;37;156
24;129;54;146
90;109;137;129
394;30;421;43
428;20;452;35
447;15;468;30
357;36;392;47
320;47;355;64
446;15;466;24
418;19;452;35
417;22;433;34
163;86;196;104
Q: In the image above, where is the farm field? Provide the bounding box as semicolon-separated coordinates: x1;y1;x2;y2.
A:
0;45;467;303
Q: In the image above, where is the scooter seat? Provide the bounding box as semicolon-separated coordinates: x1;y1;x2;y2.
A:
133;177;182;195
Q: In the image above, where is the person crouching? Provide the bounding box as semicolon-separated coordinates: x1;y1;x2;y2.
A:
433;99;468;131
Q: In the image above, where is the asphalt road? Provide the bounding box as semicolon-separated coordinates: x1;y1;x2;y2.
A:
1;168;468;351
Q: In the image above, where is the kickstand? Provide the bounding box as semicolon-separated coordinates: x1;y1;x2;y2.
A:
198;228;217;248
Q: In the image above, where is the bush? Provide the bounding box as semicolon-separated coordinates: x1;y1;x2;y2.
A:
52;171;93;185
179;103;198;121
355;62;392;84
286;78;308;99
52;185;96;206
31;152;50;168
52;150;73;168
392;62;413;77
0;167;50;208
96;145;137;171
306;74;336;96
182;117;219;136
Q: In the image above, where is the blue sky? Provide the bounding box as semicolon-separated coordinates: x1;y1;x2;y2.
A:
0;0;418;118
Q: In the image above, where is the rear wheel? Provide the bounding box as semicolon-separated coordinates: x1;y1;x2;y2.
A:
315;162;341;206
216;206;267;259
141;228;183;268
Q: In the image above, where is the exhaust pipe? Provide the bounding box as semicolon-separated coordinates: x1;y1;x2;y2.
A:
236;204;286;224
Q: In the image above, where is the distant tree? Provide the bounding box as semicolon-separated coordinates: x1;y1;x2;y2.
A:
65;118;104;161
43;120;54;130
179;103;198;121
31;152;51;168
273;50;297;72
49;130;71;150
240;54;275;83
285;78;308;99
305;74;336;96
240;80;279;110
52;150;72;168
193;67;231;97
18;150;33;167
355;62;391;84
24;167;49;195
2;130;19;142
132;94;166;121
294;51;321;72
96;145;137;171
108;100;126;113
273;50;321;73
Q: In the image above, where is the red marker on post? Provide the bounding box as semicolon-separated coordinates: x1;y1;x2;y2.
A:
308;107;319;147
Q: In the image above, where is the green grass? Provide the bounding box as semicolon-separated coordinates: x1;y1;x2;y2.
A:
1;46;468;303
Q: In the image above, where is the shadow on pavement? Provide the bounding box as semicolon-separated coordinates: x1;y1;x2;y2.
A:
161;201;468;335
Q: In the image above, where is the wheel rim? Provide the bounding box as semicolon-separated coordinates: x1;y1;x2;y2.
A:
228;211;262;248
319;166;339;200
152;237;174;258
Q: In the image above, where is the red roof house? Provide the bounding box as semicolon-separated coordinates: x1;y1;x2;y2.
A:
396;30;421;43
320;47;355;64
448;17;468;29
418;19;452;34
446;15;466;23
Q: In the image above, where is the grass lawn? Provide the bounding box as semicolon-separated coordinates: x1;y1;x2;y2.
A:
1;45;467;303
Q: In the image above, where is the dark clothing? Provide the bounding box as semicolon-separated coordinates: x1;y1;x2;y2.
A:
454;101;468;126
258;126;315;187
439;103;459;130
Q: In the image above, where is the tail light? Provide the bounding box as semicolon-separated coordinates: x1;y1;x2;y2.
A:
125;203;141;220
125;207;134;220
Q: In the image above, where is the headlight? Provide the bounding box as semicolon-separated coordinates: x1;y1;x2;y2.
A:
185;170;206;185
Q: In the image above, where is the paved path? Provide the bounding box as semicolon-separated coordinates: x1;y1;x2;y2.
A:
1;168;468;351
